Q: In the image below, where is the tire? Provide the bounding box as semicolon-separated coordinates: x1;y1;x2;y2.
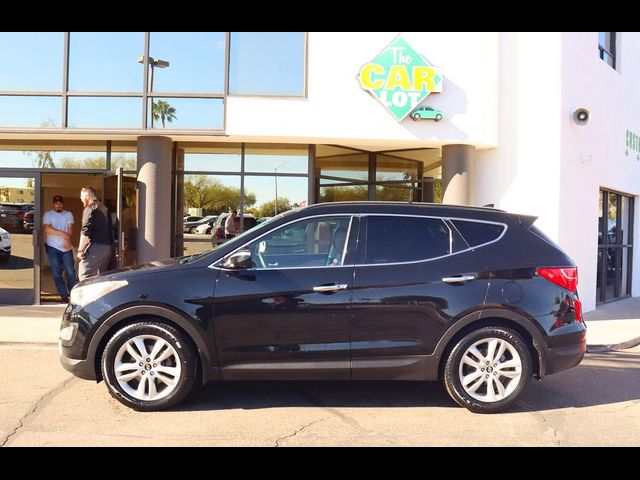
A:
412;113;420;121
189;227;197;234
443;326;531;413
206;227;212;235
101;321;197;411
435;114;443;121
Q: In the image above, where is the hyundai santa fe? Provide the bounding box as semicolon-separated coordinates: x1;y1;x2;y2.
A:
59;202;586;413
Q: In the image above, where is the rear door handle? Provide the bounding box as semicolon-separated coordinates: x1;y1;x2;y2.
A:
313;284;348;293
442;274;476;284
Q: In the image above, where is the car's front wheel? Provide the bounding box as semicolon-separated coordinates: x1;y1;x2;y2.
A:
412;113;420;121
101;321;197;411
443;326;531;413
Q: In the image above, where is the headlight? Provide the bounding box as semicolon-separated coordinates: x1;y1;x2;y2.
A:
0;232;8;240
70;280;128;306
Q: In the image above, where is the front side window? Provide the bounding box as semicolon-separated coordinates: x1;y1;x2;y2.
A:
247;216;351;269
364;216;451;264
598;32;616;69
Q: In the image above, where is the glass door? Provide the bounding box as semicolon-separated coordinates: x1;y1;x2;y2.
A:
104;169;137;268
597;189;634;304
0;174;40;305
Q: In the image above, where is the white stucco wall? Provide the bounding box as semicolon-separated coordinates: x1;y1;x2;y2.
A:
559;32;640;311
226;32;500;149
471;32;563;240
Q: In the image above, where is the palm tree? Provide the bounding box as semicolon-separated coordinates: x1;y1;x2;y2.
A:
152;100;177;128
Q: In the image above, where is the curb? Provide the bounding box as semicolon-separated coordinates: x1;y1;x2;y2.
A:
587;336;640;353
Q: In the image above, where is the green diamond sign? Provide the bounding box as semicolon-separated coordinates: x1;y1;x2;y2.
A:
357;35;443;121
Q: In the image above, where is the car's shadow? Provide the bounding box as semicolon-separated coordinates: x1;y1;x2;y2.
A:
177;351;640;413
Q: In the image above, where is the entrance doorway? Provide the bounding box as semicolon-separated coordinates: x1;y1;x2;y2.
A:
597;189;634;304
39;171;137;304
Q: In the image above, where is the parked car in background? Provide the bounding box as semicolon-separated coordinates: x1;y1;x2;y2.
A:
0;203;32;233
0;227;11;260
211;213;257;246
183;215;215;234
194;216;218;235
23;208;34;233
183;215;203;224
59;201;586;413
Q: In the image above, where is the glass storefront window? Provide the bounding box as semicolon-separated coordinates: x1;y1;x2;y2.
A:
67;97;142;128
111;143;137;171
183;174;242;216
68;32;144;92
147;98;223;129
184;145;242;173
376;155;420;182
0;96;61;128
229;32;306;96
317;153;369;182
319;184;368;202
243;175;308;217
244;144;309;174
0;32;64;92
149;32;226;93
0;145;106;169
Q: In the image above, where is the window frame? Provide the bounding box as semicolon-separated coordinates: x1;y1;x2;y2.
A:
211;212;508;270
598;32;616;69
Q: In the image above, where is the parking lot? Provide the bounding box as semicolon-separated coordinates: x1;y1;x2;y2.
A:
1;345;639;446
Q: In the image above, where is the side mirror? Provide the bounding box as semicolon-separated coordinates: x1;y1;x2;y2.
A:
223;249;253;269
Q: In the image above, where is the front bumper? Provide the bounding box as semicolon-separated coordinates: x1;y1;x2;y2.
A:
58;303;98;380
58;341;96;380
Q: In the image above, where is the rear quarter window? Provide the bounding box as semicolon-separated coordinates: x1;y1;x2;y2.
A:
451;220;505;248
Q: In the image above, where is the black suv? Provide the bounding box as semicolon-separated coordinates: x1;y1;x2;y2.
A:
59;202;586;413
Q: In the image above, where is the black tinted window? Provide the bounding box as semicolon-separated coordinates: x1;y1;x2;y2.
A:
451;220;504;248
364;216;450;264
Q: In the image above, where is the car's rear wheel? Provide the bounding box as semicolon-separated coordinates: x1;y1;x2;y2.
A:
189;227;197;234
435;114;443;121
443;326;531;413
101;321;197;411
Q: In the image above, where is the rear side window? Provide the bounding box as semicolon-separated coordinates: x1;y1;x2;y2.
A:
451;220;505;248
364;216;451;264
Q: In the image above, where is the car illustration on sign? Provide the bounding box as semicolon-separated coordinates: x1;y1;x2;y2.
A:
411;106;444;121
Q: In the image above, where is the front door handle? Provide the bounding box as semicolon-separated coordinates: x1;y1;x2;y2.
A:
442;274;476;284
313;283;348;293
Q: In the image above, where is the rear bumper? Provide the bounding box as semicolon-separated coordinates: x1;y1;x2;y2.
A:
542;337;586;376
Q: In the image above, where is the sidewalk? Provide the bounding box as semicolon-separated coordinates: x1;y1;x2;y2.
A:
0;298;639;351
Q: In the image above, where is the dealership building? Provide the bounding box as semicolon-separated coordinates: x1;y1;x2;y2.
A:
0;31;637;312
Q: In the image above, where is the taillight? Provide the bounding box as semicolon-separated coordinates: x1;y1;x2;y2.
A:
536;267;578;292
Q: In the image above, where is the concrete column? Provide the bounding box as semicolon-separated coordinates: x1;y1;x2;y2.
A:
137;136;172;263
442;144;475;205
174;148;185;258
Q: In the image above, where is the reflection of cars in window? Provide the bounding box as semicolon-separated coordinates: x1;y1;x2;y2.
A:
23;208;34;233
211;213;258;246
183;215;215;234
411;106;444;121
194;216;218;235
0;203;33;233
60;202;586;414
0;227;11;260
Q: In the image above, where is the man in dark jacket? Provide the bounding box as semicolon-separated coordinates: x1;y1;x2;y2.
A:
77;186;113;281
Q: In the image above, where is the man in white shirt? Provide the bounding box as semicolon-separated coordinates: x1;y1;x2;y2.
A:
43;195;77;302
225;209;238;239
